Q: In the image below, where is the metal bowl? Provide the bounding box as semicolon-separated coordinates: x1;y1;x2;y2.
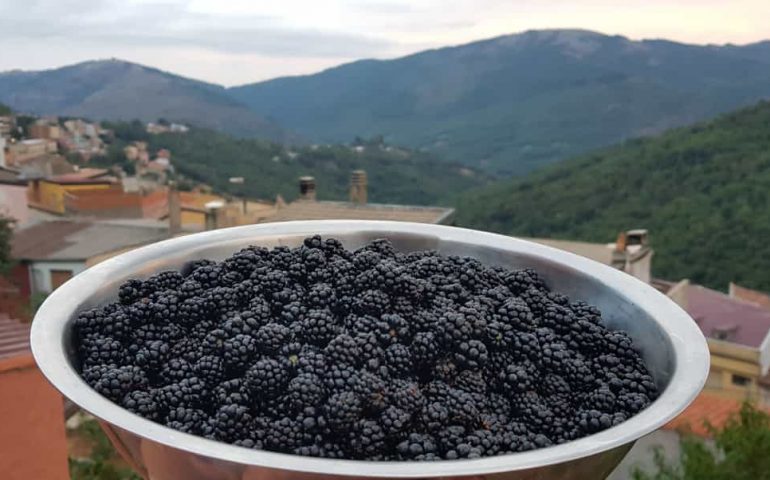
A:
31;221;709;479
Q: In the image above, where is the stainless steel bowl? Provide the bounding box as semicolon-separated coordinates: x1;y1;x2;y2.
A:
31;221;709;479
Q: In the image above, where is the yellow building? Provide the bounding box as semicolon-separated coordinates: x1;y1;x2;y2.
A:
28;171;113;214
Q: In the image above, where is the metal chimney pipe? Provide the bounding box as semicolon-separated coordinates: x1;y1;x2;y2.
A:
350;170;367;205
298;176;316;201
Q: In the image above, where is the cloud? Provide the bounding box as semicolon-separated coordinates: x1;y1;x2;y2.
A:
0;0;396;58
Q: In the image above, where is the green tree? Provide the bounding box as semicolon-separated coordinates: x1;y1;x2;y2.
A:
0;215;15;274
633;403;770;480
0;102;12;116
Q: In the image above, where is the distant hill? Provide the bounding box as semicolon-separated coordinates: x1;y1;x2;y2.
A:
0;60;294;143
456;101;770;291
103;121;485;206
229;29;770;174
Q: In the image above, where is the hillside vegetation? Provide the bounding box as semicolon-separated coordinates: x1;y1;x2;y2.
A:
230;30;770;174
103;121;485;206
457;101;770;291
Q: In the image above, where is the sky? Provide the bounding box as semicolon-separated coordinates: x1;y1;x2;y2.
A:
1;0;769;86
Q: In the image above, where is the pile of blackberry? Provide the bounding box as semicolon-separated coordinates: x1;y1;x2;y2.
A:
75;236;658;461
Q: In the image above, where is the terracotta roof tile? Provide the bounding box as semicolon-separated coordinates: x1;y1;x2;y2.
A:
686;285;770;348
664;392;770;437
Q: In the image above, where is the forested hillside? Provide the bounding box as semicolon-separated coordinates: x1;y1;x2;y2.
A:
457;102;770;291
102;121;485;206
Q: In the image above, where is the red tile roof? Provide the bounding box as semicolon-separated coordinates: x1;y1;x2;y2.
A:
686;284;770;348
730;283;770;310
664;392;769;437
0;314;30;361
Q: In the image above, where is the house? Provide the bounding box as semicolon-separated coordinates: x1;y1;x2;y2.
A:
27;169;114;214
0;115;14;139
28;123;61;141
253;172;455;225
10;219;169;298
0;167;28;224
6;138;57;166
525;229;653;283
0;314;69;480
657;280;770;405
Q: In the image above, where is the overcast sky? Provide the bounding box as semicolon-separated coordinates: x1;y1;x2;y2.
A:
1;0;769;86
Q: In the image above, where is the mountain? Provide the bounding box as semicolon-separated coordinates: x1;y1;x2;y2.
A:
455;101;770;291
102;121;485;206
0;60;294;143
229;29;770;174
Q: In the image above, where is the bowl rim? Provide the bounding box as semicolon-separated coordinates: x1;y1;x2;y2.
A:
30;220;709;478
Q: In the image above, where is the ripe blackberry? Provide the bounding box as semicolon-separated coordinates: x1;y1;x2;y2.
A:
576;409;613;434
165;406;209;435
296;348;328;377
147;270;184;292
386;380;425;414
454;339;488;369
158;358;193;385
498;297;536;330
379;405;411;438
323;365;359;393
193;355;225;387
583;386;617;412
265;417;309;452
411;331;440;368
298;308;339;346
253;323;290;355
80;335;127;367
397;433;438;460
158;377;207;410
353;289;390;316
213;378;251;407
384;343;412;377
286;373;327;411
352;370;387;412
244;358;290;400
324;334;361;367
455;370;487;395
122;390;160;421
351;419;386;459
93;365;148;402
498;362;536;396
135;340;170;374
212;404;253;442
420;402;450;432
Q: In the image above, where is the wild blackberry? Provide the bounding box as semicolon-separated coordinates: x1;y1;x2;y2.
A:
324;334;361;367
384;343;412;377
298;308;339;346
193;355;225;387
286;373;327;412
93;365;148;402
397;433;438;460
122;390;160;421
244;358;290;400
255;323;291;355
212;404;253;442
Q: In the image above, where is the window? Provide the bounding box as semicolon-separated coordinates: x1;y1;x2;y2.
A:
732;374;750;387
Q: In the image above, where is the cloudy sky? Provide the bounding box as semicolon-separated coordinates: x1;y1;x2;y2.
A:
1;0;769;86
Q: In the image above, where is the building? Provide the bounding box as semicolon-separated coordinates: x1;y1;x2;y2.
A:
27;169;114;214
28;123;61;141
254;173;455;225
0;167;29;224
10;219;169;297
0;314;69;480
656;280;770;405
5;138;57;166
525;229;653;282
0;115;13;139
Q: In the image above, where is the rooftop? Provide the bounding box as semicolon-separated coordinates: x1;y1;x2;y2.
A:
664;392;769;437
524;237;614;265
686;284;770;348
262;200;454;225
0;314;30;361
11;220;169;261
47;168;113;185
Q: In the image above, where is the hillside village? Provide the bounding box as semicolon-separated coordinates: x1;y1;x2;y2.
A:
2;103;770;478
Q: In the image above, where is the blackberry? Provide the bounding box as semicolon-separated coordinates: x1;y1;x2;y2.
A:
213;379;251;407
158;377;207;410
135;340;170;374
454;339;488;369
158;358;193;384
193;355;226;387
351;419;386;458
298;308;338;346
122;390;160;421
80;335;127;367
420;402;450;432
244;358;290;400
212;405;253;442
384;343;412;377
324;334;361;367
379;405;411;437
253;323;290;355
93;365;148;402
397;433;438;460
147;270;184;292
353;289;390;316
386;380;425;414
286;373;327;411
411;331;440;368
376;313;411;346
165;406;209;435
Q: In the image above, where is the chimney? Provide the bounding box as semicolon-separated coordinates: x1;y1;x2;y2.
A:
204;200;225;230
613;229;653;283
349;170;367;205
298;176;316;201
167;182;182;235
